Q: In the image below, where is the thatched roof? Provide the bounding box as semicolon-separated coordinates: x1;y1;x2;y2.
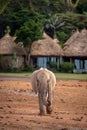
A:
30;33;63;56
0;33;27;55
63;29;87;57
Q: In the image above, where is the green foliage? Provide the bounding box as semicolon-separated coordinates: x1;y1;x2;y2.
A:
76;0;87;14
34;0;50;5
0;0;87;47
60;62;74;73
53;0;70;12
57;12;87;32
43;14;65;38
48;61;57;69
57;31;69;43
7;9;39;36
56;31;69;47
68;0;80;8
0;0;10;14
23;66;35;72
12;53;17;60
15;19;43;47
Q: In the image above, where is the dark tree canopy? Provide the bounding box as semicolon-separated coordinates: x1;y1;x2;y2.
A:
0;0;87;47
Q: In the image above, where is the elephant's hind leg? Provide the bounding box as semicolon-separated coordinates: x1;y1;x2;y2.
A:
46;99;52;114
46;87;53;114
38;93;45;116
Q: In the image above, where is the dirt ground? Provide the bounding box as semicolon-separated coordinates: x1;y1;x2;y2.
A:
0;79;87;130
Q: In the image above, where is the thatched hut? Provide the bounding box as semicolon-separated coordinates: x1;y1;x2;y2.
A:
63;29;87;73
30;33;63;68
0;33;27;70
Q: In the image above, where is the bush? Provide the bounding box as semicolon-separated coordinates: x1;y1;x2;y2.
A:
60;62;74;73
23;66;35;72
48;61;57;69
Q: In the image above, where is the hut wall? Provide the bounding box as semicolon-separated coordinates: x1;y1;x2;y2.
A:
0;55;24;70
0;56;12;69
12;56;24;69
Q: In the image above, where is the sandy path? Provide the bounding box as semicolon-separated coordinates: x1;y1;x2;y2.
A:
0;79;87;130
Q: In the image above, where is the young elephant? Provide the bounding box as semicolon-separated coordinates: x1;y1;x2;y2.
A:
31;68;56;115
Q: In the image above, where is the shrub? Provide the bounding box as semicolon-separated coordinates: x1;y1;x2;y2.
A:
48;61;57;69
60;62;74;73
23;66;35;72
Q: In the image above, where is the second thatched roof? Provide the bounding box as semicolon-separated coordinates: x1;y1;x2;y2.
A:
63;29;87;57
0;33;27;55
30;33;63;57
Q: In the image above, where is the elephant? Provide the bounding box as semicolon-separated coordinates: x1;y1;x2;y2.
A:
31;68;56;115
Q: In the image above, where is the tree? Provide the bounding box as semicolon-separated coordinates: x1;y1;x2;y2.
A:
15;19;43;49
56;31;69;47
0;0;87;46
76;0;87;14
67;0;80;7
0;0;10;14
43;14;65;38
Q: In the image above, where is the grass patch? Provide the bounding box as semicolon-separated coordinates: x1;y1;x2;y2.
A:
0;72;32;77
55;73;87;80
0;72;87;80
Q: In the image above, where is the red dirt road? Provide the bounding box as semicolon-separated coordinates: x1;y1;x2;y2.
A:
0;79;87;130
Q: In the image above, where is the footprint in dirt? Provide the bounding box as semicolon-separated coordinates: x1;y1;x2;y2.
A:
56;116;63;119
0;116;3;119
7;105;11;108
61;128;68;130
72;116;83;121
16;119;20;121
3;123;8;126
0;106;4;109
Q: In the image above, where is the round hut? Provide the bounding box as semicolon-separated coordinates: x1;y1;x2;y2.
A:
30;33;63;69
63;29;87;73
0;33;27;70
